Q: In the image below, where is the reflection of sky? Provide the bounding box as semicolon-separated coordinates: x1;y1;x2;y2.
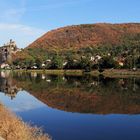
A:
1;87;140;140
0;90;46;112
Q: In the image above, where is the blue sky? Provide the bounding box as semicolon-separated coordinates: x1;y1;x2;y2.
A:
0;0;140;48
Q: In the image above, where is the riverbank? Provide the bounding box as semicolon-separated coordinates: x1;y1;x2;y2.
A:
11;69;140;77
13;69;83;76
0;103;50;140
101;69;140;78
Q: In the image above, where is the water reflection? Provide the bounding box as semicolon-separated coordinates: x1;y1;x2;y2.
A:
0;71;22;99
0;71;140;114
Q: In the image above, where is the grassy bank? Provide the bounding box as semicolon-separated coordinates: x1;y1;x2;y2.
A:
13;69;83;76
12;69;140;77
0;103;50;140
101;69;140;78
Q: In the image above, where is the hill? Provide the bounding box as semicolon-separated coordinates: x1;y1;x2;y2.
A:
27;23;140;51
13;23;140;70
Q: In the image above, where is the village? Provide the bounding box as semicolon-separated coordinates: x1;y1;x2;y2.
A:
0;40;139;72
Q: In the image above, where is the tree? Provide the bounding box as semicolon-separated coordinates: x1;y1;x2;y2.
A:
48;55;63;69
35;58;42;69
79;56;92;72
136;57;140;68
99;56;116;69
64;54;80;69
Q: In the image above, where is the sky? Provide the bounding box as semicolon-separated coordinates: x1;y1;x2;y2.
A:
0;0;140;48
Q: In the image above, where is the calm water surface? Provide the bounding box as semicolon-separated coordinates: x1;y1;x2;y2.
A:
0;71;140;140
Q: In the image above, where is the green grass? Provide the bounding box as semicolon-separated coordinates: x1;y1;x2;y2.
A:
9;69;140;77
13;69;83;76
102;69;140;78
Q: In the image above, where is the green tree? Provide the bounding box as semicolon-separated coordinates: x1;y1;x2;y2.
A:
99;56;116;69
35;58;42;69
79;56;92;72
48;55;63;69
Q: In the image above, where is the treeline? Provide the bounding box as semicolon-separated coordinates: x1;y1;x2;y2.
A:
12;43;140;71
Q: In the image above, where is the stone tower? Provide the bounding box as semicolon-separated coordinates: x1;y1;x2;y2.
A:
0;39;17;65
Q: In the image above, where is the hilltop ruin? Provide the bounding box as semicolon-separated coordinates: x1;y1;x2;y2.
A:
0;39;20;69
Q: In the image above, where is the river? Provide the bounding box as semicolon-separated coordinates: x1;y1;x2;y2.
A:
0;71;140;140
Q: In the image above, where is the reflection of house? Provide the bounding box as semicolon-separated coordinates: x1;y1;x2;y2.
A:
4;86;18;100
0;72;22;100
31;72;37;78
42;74;46;80
2;84;22;100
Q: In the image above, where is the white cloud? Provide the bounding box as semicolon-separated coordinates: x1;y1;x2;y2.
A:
0;23;45;48
0;23;44;35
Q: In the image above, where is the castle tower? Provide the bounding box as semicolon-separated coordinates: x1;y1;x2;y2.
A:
0;39;18;66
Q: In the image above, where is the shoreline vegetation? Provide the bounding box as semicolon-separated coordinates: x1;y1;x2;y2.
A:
0;103;50;140
7;69;140;77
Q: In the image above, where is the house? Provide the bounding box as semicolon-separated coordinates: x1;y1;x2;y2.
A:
63;61;68;66
108;53;111;56
73;59;78;62
118;62;124;67
42;63;46;67
0;39;19;67
90;56;95;61
0;63;10;69
46;59;51;62
31;66;37;69
117;57;125;67
95;55;102;60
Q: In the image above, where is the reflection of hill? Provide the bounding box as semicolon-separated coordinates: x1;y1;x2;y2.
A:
28;89;140;114
11;73;140;114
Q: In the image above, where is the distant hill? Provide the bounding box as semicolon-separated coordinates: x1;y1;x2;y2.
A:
13;23;140;69
27;23;140;51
